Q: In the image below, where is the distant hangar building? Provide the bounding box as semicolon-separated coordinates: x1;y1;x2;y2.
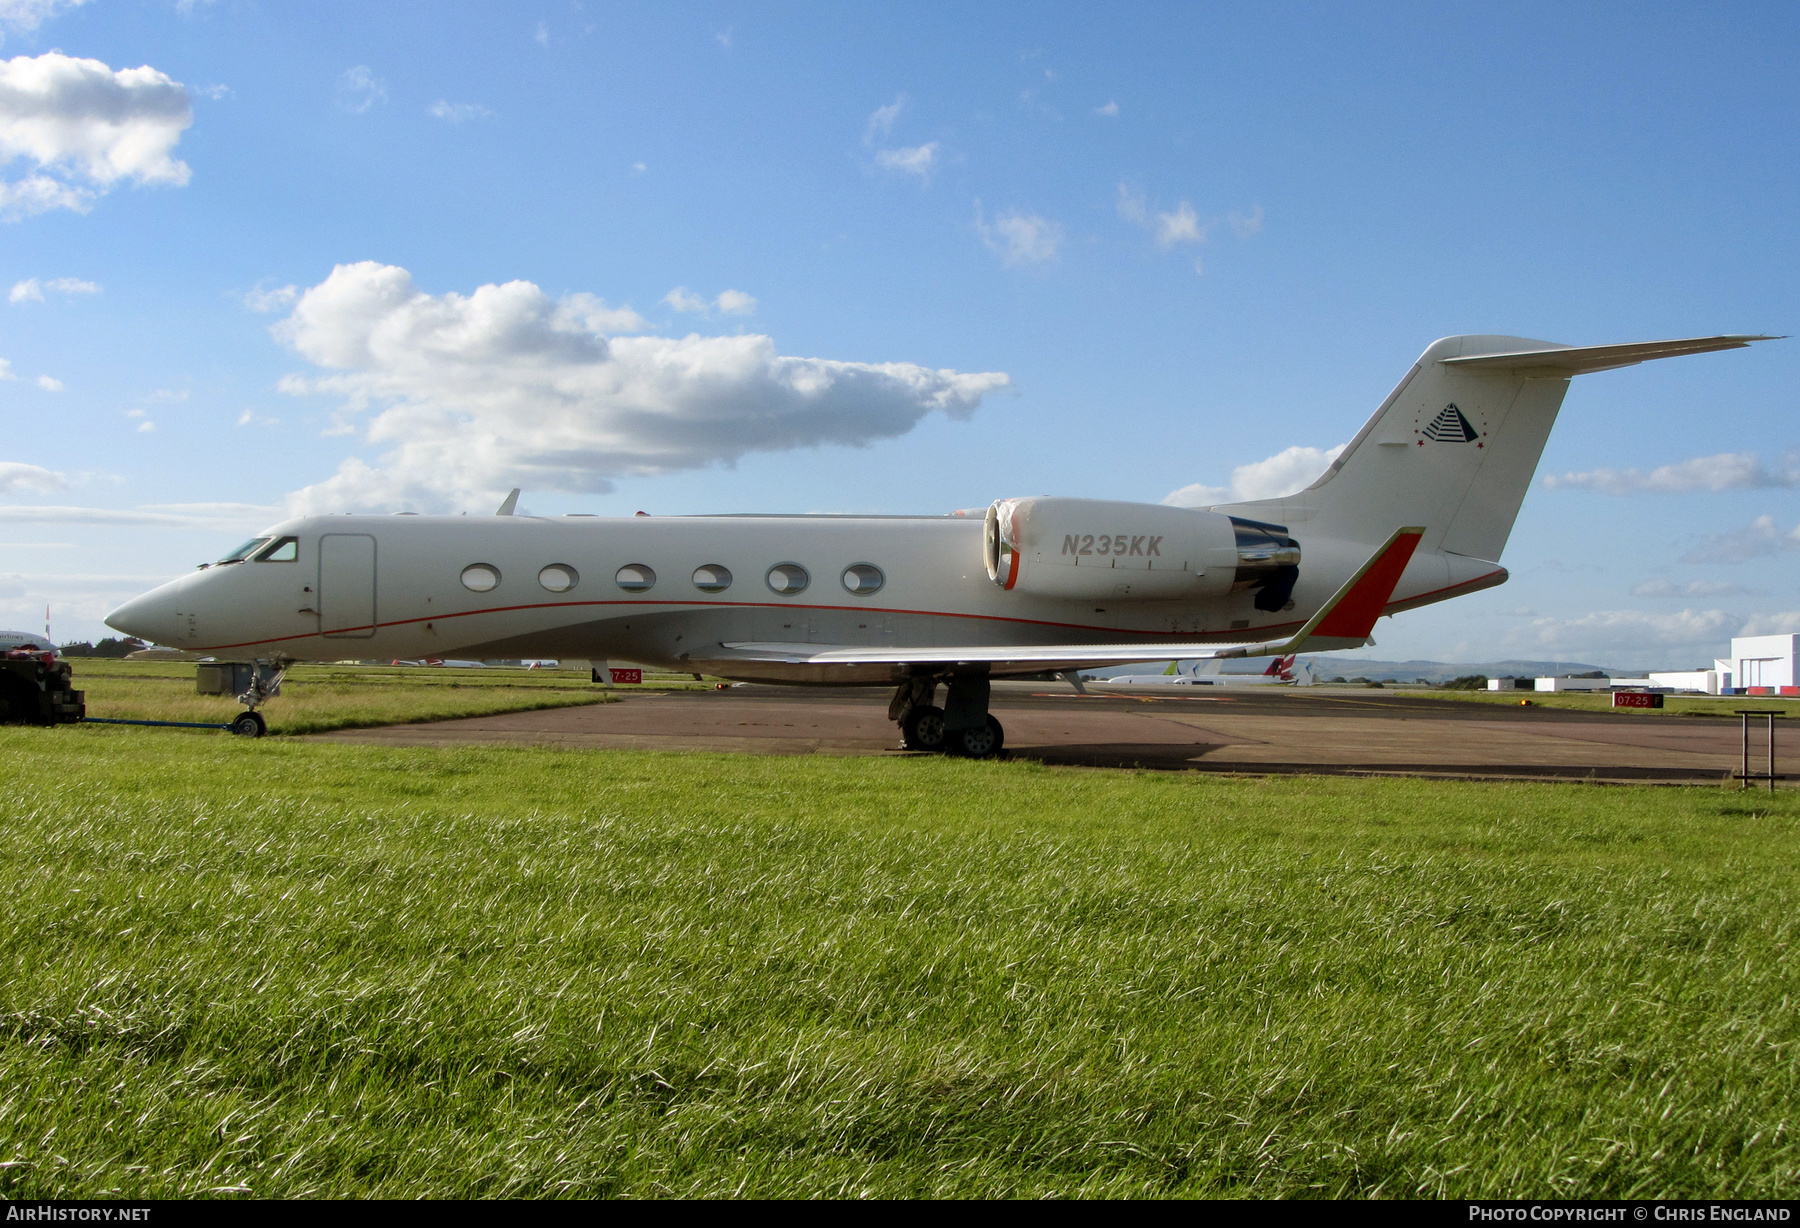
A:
1484;634;1798;696
1647;633;1800;695
1706;633;1800;695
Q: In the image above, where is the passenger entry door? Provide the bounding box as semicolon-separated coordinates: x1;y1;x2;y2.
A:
319;534;377;638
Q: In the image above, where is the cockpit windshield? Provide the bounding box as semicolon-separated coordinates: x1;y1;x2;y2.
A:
254;536;299;562
218;537;271;564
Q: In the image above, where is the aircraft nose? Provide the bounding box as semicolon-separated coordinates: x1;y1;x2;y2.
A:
105;587;180;645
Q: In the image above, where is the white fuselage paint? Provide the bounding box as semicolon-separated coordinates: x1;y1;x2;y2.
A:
106;511;1504;684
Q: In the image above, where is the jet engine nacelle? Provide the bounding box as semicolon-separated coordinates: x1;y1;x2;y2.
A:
983;497;1245;601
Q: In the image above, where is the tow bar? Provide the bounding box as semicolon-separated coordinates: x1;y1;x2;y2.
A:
82;713;267;737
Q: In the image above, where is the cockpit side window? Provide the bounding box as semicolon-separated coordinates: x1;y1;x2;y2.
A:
218;537;271;564
255;536;299;562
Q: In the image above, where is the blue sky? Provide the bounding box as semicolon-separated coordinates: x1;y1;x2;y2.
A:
1;0;1795;666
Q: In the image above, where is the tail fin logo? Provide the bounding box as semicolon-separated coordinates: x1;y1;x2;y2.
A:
1421;403;1481;443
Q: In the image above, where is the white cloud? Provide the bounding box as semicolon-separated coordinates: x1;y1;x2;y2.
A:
631;160;646;173
1545;451;1800;494
662;286;710;314
236;409;278;427
0;171;87;213
714;26;732;49
428;100;492;123
864;94;905;144
714;289;757;316
0;502;270;525
1116;183;1146;225
1228;205;1265;239
334;65;385;114
10;275;97;302
1631;578;1754;598
1155;201;1205;247
0;460;65;495
661;287;754;318
0;0;88;38
1163;442;1348;508
272;262;1010;512
533;21;549;49
1739;611;1800;636
0;52;192;217
0;357;12;379
1119;184;1261;264
1681;515;1800;565
974;201;1062;267
135;420;153;431
243;281;299;313
34;373;59;390
1094;100;1119;117
874;141;936;182
1500;608;1740;664
1120;184;1208;245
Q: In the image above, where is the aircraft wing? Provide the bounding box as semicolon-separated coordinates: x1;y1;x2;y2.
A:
1440;334;1780;376
705;526;1423;673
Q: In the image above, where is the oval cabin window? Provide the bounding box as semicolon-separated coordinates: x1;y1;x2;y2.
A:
765;563;810;595
539;564;578;593
692;564;732;593
615;564;656;593
841;563;884;595
461;564;501;592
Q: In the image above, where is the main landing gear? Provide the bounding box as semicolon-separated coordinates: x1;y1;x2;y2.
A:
889;675;1005;759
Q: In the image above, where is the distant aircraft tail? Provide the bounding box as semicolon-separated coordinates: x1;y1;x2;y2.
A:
1221;334;1775;563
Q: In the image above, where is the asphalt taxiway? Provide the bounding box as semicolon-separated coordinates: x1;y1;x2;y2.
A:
307;683;1794;784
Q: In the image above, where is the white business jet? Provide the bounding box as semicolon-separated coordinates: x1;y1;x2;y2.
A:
106;334;1774;752
1093;654;1312;687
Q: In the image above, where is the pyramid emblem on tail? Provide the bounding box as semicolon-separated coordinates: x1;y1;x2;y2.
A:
1422;403;1480;442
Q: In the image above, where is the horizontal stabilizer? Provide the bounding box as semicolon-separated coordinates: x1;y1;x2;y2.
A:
1440;334;1780;375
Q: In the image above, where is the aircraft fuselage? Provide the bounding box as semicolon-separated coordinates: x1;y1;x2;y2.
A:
105;511;1500;684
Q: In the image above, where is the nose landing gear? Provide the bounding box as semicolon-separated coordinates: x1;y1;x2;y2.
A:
890;674;1004;759
230;658;290;738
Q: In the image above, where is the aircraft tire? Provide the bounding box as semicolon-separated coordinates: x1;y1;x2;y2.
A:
901;704;947;752
230;711;267;738
949;715;1004;760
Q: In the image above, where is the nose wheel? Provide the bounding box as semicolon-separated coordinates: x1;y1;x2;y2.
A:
229;711;267;738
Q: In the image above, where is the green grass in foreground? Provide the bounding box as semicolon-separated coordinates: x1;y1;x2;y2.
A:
68;660;626;735
3;728;1797;1198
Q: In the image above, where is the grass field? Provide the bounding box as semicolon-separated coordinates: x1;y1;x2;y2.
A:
66;660;643;735
2;727;1796;1198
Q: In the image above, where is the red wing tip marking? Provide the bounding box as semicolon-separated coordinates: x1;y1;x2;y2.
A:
1310;528;1425;641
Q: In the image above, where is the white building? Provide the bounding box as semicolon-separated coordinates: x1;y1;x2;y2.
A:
1479;635;1798;697
1710;633;1800;694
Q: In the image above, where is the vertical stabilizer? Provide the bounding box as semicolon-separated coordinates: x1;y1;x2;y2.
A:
1218;333;1775;563
1227;335;1570;562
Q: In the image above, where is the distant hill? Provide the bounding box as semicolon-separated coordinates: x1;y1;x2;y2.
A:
1302;658;1624;684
